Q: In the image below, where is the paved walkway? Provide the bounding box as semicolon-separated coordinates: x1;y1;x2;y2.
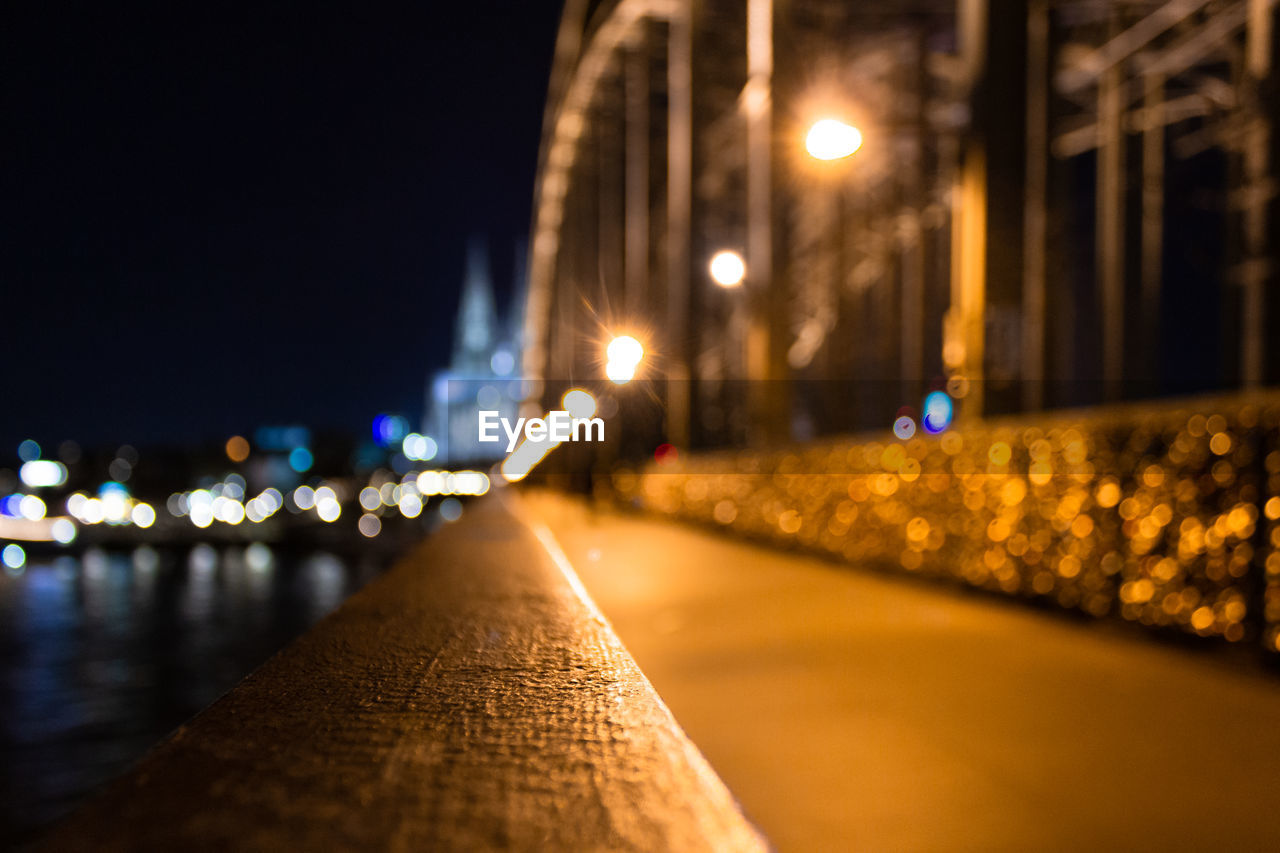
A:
523;490;1280;852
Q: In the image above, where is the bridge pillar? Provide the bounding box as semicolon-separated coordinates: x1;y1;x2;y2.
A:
667;0;693;448
745;0;790;445
1243;0;1277;386
949;0;1028;418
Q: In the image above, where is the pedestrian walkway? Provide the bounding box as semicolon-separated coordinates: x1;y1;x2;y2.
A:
522;490;1280;852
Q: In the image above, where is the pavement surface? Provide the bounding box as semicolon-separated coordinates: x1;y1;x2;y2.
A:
523;490;1280;853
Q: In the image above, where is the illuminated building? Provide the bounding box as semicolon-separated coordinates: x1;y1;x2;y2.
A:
425;240;525;464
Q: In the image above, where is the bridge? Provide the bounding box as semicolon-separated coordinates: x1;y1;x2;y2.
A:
48;1;1280;850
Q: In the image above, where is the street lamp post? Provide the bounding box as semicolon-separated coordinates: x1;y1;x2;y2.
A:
803;116;862;431
744;0;788;447
707;249;748;445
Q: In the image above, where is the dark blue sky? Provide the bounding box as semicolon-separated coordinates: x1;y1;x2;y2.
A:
1;1;561;451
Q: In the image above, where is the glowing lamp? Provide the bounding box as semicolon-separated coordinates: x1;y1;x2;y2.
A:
606;335;644;385
805;119;863;161
709;250;746;288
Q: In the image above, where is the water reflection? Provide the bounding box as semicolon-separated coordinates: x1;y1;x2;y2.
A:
0;543;389;844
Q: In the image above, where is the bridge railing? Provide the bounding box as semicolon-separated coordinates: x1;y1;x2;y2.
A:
613;391;1280;655
42;494;768;852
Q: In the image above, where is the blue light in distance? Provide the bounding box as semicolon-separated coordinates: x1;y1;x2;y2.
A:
490;348;515;376
289;447;314;473
372;414;408;448
922;391;953;434
253;425;311;452
99;481;129;498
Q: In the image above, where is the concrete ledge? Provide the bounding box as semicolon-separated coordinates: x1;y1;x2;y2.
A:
42;493;767;852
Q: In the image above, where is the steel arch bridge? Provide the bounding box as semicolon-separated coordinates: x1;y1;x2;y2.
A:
522;0;1279;452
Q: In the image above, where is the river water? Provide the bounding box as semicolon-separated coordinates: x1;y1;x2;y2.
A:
0;542;396;846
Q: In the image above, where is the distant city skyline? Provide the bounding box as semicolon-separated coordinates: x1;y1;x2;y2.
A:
0;1;563;451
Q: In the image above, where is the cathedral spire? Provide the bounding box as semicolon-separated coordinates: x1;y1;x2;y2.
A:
452;239;498;372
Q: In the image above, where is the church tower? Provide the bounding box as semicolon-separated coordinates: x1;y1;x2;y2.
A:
424;239;523;464
451;240;499;374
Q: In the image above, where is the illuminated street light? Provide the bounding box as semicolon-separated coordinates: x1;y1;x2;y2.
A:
606;360;635;383
805;118;863;161
709;250;746;288
605;334;644;385
607;335;644;366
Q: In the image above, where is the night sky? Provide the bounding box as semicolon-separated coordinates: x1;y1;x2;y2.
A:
1;1;562;452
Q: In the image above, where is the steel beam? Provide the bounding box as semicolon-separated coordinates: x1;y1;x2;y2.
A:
1023;0;1050;410
666;0;693;447
1098;9;1127;400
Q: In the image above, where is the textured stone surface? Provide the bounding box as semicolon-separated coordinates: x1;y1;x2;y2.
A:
43;493;766;852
